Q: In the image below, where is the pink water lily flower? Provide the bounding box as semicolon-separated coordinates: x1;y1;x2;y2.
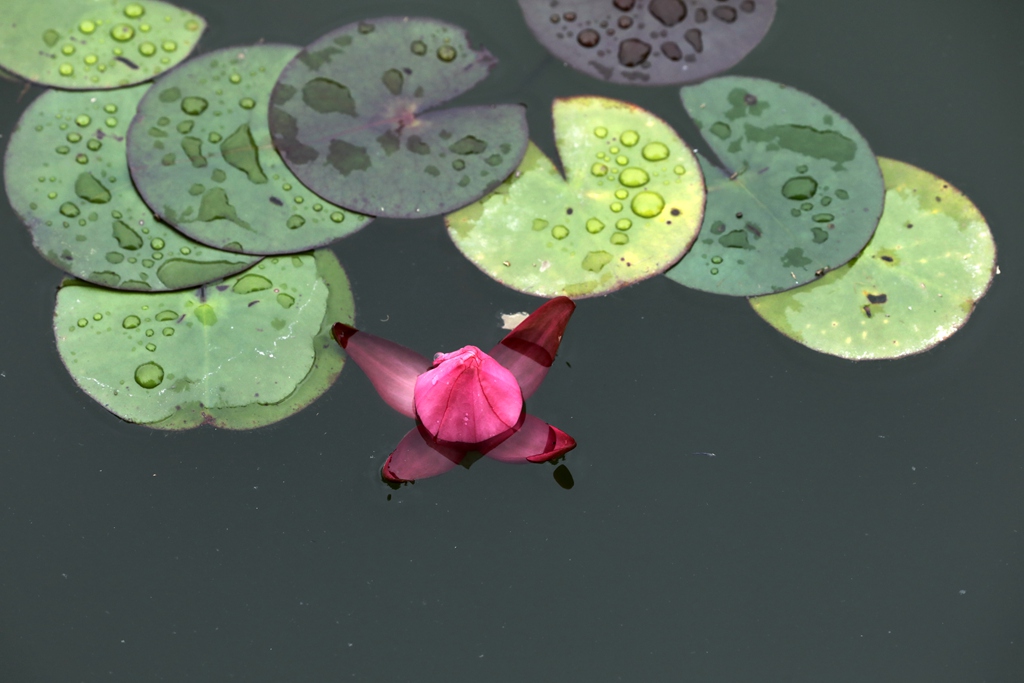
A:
332;297;577;483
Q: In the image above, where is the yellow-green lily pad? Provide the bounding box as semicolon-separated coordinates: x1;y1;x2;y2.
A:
750;157;997;360
0;0;205;90
3;84;258;290
54;250;355;429
446;96;705;298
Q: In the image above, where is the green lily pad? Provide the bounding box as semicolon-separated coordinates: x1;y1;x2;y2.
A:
446;96;705;298
664;76;884;296
750;157;997;360
268;17;528;218
3;85;259;291
0;0;204;90
54;250;355;429
126;44;373;255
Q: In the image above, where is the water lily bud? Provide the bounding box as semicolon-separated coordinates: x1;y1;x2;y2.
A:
414;345;523;447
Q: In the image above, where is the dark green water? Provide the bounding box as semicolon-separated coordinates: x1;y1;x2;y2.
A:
1;0;1021;680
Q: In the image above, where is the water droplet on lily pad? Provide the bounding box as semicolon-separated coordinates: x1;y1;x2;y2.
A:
134;362;164;389
642;142;670;161
619;168;650;188
181;96;208;115
111;24;135;42
630;191;665;218
782;176;818;200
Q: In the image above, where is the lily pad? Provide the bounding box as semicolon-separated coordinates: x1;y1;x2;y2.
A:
750;158;997;360
268;17;528;218
3;85;259;291
0;0;204;90
664;76;885;296
447;96;705;298
54;250;355;429
517;0;776;86
126;45;373;255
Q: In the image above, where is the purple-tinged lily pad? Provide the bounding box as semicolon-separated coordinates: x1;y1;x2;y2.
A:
268;17;528;218
0;0;205;90
3;85;259;291
665;76;885;296
447;97;705;299
517;0;776;86
126;45;373;255
750;158;997;360
54;250;355;429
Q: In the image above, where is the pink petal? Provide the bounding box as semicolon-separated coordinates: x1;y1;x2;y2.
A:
332;323;430;419
489;297;575;399
481;414;577;464
414;346;523;447
381;426;465;483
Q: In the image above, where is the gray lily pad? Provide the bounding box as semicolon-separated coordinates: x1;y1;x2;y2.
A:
3;85;259;291
665;76;885;296
750;158;997;360
127;44;373;255
518;0;776;86
0;0;204;90
268;17;528;218
54;250;355;429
